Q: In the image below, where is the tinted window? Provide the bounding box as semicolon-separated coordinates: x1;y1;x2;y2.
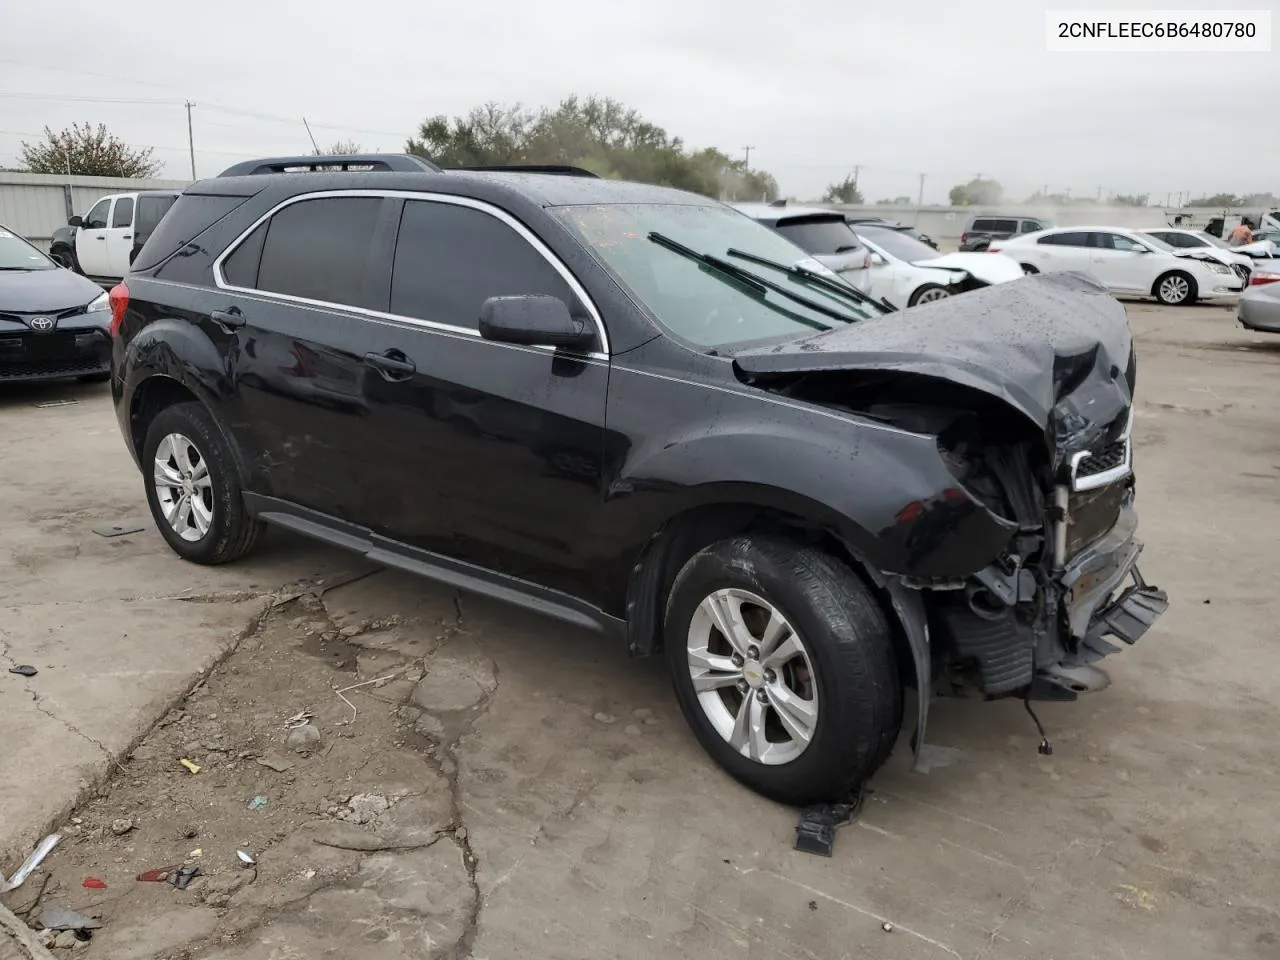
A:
773;217;863;255
111;197;134;228
1019;220;1043;233
85;199;110;229
135;195;177;239
254;197;382;307
134;194;249;272
221;222;267;288
1093;232;1145;252
390;200;579;331
1038;232;1090;246
972;218;1018;233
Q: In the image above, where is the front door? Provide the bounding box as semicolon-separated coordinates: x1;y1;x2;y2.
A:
75;197;112;277
105;195;135;277
1088;232;1150;293
357;196;609;600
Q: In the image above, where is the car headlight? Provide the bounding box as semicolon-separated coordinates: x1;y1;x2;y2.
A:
86;291;109;313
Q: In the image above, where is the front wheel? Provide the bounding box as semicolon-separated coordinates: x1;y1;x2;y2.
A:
142;401;265;565
909;284;951;306
49;246;78;272
664;536;902;806
1154;270;1197;306
1021;263;1040;275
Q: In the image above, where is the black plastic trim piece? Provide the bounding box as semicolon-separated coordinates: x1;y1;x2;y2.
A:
217;154;442;177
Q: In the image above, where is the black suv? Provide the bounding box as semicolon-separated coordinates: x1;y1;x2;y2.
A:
109;154;1166;805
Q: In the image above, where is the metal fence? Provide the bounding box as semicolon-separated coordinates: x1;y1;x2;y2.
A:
0;172;192;251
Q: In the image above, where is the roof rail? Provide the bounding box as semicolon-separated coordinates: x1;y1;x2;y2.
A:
448;164;599;178
217;154;442;177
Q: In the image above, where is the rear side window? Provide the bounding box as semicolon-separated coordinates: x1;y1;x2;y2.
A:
1038;232;1090;246
133;194;249;272
135;195;177;240
111;197;134;228
390;200;579;331
773;217;862;255
253;197;382;307
1018;220;1043;233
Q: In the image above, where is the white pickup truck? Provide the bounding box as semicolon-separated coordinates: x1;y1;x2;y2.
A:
65;190;180;283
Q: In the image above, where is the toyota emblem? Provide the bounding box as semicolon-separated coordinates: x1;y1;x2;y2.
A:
29;316;54;333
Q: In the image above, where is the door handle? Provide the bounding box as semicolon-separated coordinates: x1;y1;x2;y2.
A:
364;350;416;379
122;234;132;240
211;307;246;332
95;236;106;240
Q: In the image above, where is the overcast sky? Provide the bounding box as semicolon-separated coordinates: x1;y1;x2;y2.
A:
0;0;1274;203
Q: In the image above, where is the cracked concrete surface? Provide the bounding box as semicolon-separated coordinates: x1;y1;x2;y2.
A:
5;304;1280;959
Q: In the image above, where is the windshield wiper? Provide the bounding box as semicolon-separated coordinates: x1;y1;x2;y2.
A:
725;248;896;314
647;233;864;330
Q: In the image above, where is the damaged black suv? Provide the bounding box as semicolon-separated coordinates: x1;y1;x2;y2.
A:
109;154;1166;805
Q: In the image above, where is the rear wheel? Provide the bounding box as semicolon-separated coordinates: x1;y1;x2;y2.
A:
1021;263;1040;275
909;284;951;306
1154;270;1196;305
664;536;902;806
142;401;265;564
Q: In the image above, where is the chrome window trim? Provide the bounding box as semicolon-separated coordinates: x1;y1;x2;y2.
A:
1070;407;1133;492
209;188;610;360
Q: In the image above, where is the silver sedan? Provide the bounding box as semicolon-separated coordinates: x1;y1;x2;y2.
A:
1239;280;1280;333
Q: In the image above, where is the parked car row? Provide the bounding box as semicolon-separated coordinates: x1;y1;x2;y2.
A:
48;190;180;283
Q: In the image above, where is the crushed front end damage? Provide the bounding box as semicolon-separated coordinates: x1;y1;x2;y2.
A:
733;273;1169;765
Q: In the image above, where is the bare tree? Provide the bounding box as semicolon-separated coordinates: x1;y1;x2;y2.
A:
20;123;161;178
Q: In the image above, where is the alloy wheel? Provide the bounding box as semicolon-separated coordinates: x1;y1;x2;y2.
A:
153;433;214;542
914;287;951;304
1159;275;1190;304
686;588;819;765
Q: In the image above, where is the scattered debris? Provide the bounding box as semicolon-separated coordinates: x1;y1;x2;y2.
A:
593;712;616;724
109;818;134;836
236;850;256;866
81;877;106;889
882;922;894;933
283;710;314;730
808;901;818;911
188;849;203;859
0;833;60;893
247;795;268;811
256;751;295;773
8;664;38;677
312;834;436;853
137;864;184;883
178;826;199;840
623;724;642;737
37;904;103;931
284;723;321;749
179;758;201;774
91;523;145;538
794;789;866;857
334;675;397;725
168;866;200;890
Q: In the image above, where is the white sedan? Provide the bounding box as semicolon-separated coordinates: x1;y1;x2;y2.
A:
1138;227;1263;283
854;225;1024;309
990;227;1244;305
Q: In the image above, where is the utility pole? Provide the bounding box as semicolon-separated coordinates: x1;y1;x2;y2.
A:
915;173;926;225
852;165;861;189
184;100;196;179
742;145;754;171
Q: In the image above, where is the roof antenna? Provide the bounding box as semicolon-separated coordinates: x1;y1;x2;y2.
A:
302;118;320;154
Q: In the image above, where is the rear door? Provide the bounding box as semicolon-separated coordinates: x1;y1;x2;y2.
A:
1029;231;1092;272
75;197;112;277
355;196;610;599
213;193;393;520
105;195;135;277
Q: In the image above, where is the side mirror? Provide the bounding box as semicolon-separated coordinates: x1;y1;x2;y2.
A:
478;295;595;350
68;215;83;228
869;252;887;266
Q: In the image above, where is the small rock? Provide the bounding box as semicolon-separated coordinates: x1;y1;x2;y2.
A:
340;793;390;825
456;826;468;841
623;724;642;737
285;723;322;749
632;708;653;719
205;892;231;908
72;938;90;950
321;631;338;642
110;818;134;836
70;817;83;825
882;922;893;933
256;751;295;773
179;826;199;840
340;625;361;638
643;717;659;726
37;930;56;948
54;931;79;949
593;712;616;724
208;713;218;720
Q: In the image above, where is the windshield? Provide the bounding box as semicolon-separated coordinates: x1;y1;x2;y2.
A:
1193;231;1228;249
856;226;941;262
771;217;863;255
551;203;873;349
0;228;56;271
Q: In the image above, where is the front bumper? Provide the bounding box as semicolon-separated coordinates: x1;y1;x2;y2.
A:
0;326;111;382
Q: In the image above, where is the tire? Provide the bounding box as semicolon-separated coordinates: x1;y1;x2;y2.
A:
1020;263;1040;275
49;245;76;271
78;371;111;383
664;535;902;806
909;284;951;307
1154;270;1197;306
141;401;265;565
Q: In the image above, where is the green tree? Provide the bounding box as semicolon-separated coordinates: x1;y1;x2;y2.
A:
822;175;863;204
405;96;777;200
20;123;161;178
949;177;1003;206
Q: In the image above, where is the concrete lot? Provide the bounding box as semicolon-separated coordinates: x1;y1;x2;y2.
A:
1;300;1278;959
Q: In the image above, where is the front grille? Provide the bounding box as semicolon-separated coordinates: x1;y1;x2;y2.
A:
1234;264;1251;283
0;330;109;379
1067;483;1127;556
0;357;107;379
1076;440;1127;477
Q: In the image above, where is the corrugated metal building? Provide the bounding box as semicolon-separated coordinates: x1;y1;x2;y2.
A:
0;172;192;251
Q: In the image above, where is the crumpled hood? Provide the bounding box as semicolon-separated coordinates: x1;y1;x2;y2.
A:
732;272;1133;451
1237;238;1278;258
1170;247;1236;268
0;267;103;313
910;251;1025;286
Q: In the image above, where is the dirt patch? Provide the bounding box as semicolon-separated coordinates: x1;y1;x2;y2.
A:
3;589;488;958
